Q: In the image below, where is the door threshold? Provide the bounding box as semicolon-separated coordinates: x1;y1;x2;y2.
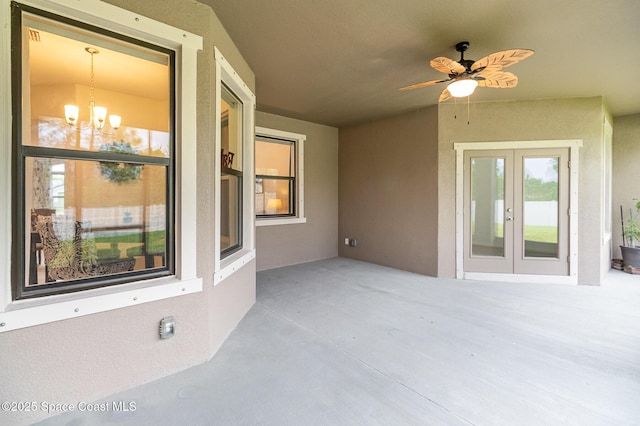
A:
463;272;577;285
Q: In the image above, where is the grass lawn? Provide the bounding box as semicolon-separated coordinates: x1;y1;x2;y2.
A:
492;224;558;243
524;225;558;243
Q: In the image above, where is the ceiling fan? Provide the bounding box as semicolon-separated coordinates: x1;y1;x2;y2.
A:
399;41;534;102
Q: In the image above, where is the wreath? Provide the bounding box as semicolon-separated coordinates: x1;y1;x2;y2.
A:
99;141;144;184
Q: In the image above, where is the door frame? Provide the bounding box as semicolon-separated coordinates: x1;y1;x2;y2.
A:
454;140;583;284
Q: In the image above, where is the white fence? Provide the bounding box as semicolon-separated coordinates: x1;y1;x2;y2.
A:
474;201;558;226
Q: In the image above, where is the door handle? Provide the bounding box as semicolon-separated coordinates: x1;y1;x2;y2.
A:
506;208;513;213
506;216;513;221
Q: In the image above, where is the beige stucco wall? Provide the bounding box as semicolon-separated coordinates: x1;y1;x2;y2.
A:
255;111;339;271
0;1;256;423
438;97;607;285
334;97;610;284
338;106;439;276
612;113;640;258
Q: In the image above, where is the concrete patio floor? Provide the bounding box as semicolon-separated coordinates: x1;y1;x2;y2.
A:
38;258;640;425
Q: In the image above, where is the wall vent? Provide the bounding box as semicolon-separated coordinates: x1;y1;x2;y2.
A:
29;29;41;42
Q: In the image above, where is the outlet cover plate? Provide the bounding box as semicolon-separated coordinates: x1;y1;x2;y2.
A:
160;316;175;339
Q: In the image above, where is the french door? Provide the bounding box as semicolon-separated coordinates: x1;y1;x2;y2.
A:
463;148;569;275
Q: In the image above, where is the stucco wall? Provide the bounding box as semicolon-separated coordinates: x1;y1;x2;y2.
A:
338;106;439;276
255;111;339;271
612;113;640;258
335;97;609;283
437;97;606;285
0;0;256;423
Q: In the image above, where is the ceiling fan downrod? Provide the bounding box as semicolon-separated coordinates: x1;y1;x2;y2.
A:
455;41;474;72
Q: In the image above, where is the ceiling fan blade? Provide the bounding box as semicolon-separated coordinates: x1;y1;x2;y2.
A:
476;71;519;88
438;87;452;102
470;49;534;72
399;78;450;91
430;57;466;75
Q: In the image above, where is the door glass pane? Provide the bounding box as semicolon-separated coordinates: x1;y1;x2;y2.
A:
523;157;559;258
471;158;505;257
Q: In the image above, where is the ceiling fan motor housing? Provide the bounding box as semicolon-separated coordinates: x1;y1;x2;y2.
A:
454;41;474;73
455;41;470;52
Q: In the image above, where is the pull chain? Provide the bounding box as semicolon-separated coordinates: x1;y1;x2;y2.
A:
453;96;471;124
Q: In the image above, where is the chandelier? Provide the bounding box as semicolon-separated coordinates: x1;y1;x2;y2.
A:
64;47;121;131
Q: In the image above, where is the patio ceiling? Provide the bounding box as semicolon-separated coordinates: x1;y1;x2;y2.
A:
205;0;640;127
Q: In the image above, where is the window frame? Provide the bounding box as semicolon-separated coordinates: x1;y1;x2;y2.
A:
214;47;255;285
0;0;203;333
256;136;296;218
220;84;244;258
11;3;176;299
255;126;306;226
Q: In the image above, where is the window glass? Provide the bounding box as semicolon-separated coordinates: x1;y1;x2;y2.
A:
23;15;170;156
220;85;243;256
523;157;559;258
471;157;505;257
256;137;295;217
14;5;174;297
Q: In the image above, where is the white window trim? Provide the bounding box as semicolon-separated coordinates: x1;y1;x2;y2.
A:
453;139;583;285
255;126;306;227
214;47;256;285
602;116;613;245
0;0;203;333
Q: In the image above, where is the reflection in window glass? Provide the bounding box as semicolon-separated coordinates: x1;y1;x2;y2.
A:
50;161;65;213
27;158;167;285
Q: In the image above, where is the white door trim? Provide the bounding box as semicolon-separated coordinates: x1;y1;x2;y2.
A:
454;140;583;284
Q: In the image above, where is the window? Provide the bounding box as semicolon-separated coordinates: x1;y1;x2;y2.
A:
11;4;175;299
220;85;243;257
255;127;306;226
1;0;201;331
256;137;294;217
214;48;255;283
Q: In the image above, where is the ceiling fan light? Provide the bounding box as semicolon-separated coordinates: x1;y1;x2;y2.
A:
448;79;478;97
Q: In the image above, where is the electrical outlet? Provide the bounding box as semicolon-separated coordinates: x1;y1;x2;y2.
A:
344;237;350;245
350;239;358;247
159;316;175;339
